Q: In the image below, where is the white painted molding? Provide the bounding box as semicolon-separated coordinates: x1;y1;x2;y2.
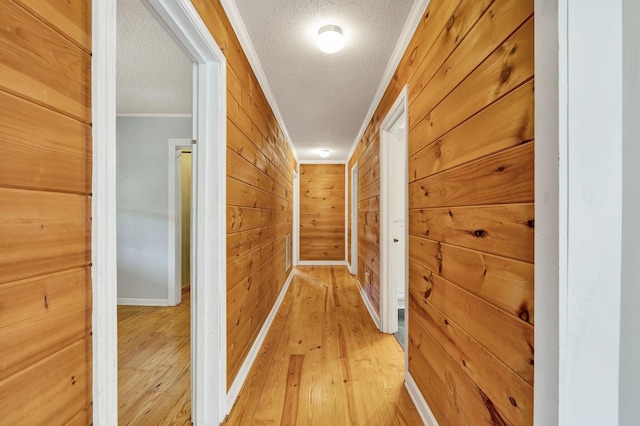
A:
344;163;349;264
350;162;359;275
226;270;295;410
297;260;349;267
299;159;347;165
405;373;439;426
92;0;118;424
346;0;431;164
218;0;298;162
356;279;381;330
117;298;171;306
116;113;193;117
293;169;300;267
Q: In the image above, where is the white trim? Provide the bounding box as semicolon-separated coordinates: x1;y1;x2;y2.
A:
217;0;298;162
94;0;228;424
117;298;171;306
350;162;359;275
345;164;349;264
116;113;193;117
379;85;409;334
346;0;431;162
293;168;300;267
92;0;118;423
297;260;349;267
356;279;380;329
299;159;347;165
405;373;439;426
226;270;295;410
168;139;192;306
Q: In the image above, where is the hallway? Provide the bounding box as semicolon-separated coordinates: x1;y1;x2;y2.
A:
224;266;421;425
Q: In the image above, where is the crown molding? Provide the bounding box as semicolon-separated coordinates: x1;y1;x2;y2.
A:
346;0;431;163
218;0;299;162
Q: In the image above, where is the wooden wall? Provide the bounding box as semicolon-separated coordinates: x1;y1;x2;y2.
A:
191;0;297;389
0;0;93;423
299;164;346;261
348;0;534;424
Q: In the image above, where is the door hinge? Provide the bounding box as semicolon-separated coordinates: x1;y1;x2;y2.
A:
191;139;197;145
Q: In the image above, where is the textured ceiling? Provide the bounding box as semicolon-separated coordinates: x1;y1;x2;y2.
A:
116;0;417;160
116;0;192;115
233;0;415;160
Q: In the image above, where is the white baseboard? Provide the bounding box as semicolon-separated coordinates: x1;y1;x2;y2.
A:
356;279;381;330
226;269;295;412
405;372;439;426
297;260;349;266
117;298;171;306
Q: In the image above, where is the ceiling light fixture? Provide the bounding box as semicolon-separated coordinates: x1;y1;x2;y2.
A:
317;25;344;53
319;149;331;158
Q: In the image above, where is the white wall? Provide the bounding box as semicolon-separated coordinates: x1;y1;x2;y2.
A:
116;116;191;302
536;1;624;424
619;0;640;423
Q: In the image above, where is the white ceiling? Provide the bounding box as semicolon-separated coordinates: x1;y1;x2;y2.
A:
116;0;192;115
116;0;417;160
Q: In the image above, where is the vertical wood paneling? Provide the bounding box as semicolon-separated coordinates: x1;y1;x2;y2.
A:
191;0;296;389
299;164;346;261
0;1;92;422
348;0;534;423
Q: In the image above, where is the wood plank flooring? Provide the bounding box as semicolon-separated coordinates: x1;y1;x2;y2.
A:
224;266;421;425
118;290;192;425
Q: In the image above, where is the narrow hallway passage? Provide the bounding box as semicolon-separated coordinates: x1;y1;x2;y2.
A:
224;266;421;425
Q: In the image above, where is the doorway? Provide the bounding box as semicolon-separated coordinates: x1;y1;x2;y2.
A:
380;85;409;354
92;0;228;424
169;140;194;306
350;163;359;275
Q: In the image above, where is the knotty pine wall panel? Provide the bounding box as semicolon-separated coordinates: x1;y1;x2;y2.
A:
191;0;297;388
0;0;92;422
299;164;346;261
347;0;534;423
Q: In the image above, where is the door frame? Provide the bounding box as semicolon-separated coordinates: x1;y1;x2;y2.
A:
92;0;228;424
379;85;409;337
350;162;359;274
168;139;193;306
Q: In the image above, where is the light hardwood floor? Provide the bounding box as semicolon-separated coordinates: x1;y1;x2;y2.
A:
224;266;422;425
118;290;192;425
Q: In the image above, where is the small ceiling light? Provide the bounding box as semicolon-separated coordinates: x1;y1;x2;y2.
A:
317;25;344;53
319;149;331;158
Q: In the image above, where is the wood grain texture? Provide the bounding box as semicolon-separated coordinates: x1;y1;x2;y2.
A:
0;268;91;382
0;1;91;123
0;1;92;422
0;338;91;425
0;90;91;194
0;188;91;285
118;292;192;425
223;266;422;425
299;164;346;261
192;0;297;389
13;0;92;51
348;0;534;423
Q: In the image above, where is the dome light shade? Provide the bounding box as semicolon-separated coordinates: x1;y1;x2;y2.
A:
319;149;331;157
317;25;344;53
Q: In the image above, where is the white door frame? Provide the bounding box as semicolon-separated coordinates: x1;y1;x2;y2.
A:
168;139;193;306
292;167;300;266
379;85;409;336
350;163;359;274
92;1;228;424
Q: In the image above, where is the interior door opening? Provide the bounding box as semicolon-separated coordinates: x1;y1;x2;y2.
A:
380;85;409;357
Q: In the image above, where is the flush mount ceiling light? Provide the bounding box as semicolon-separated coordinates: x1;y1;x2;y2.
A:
319;149;331;158
317;25;344;53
